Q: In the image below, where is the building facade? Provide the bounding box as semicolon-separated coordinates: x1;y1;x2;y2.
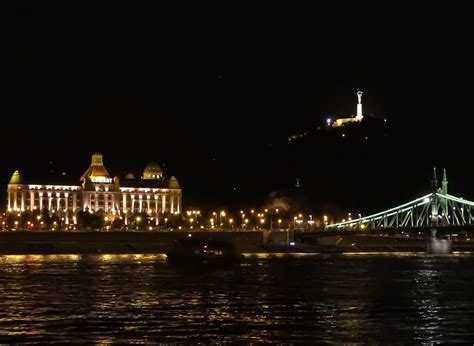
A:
6;153;182;226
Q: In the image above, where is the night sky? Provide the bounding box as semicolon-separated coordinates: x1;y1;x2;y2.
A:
7;4;473;214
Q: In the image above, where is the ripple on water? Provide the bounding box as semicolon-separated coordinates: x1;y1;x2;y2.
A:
0;254;473;343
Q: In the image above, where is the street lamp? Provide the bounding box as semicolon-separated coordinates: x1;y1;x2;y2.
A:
220;211;226;227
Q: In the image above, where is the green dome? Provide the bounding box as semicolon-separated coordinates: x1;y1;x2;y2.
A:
168;176;180;189
9;170;22;184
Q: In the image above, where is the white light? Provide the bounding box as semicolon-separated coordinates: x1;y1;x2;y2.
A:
91;177;112;183
289;242;295;246
423;198;430;204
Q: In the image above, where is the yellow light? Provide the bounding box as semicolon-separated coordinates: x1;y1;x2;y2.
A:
229;218;233;224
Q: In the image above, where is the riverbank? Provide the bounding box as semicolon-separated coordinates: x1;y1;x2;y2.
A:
0;231;473;255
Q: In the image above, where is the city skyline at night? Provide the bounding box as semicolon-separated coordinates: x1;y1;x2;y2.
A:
4;4;474;344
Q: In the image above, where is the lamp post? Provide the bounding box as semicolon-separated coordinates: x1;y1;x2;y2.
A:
270;208;279;231
220;211;226;228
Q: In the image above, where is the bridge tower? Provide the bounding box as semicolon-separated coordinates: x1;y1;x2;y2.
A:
431;166;438;193
430;167;439;229
441;168;449;220
441;168;448;195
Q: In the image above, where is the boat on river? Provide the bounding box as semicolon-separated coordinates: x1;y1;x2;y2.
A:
166;238;244;264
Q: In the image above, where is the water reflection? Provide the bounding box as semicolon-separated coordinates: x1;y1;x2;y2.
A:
0;254;472;343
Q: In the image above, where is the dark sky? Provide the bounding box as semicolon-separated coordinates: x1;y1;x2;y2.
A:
6;4;474;214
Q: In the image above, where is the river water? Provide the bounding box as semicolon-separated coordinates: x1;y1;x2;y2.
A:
0;253;473;343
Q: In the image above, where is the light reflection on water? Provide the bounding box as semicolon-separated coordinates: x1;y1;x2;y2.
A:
0;254;473;343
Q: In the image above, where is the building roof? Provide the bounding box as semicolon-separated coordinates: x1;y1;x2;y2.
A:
80;153;111;181
143;162;163;175
125;172;136;179
8;172;79;186
120;179;169;189
9;170;23;184
168;176;181;189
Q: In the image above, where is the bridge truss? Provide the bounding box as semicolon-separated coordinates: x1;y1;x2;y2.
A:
325;192;474;231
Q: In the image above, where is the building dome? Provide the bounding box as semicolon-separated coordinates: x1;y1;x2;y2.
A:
168;176;180;189
9;170;22;184
125;172;135;180
142;162;163;180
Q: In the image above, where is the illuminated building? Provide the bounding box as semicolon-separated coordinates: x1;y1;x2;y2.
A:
6;153;182;226
329;91;365;128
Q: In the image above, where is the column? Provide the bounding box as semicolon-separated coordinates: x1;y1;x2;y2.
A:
162;195;166;214
147;196;150;211
64;193;69;211
122;194;127;213
39;192;43;210
56;193;61;210
7;191;11;211
21;191;25;211
104;193;108;212
139;195;143;212
48;193;52;210
177;194;181;214
131;195;135;212
95;193;99;211
73;193;77;211
30;191;35;210
111;194;115;214
14;191;17;210
170;194;174;214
